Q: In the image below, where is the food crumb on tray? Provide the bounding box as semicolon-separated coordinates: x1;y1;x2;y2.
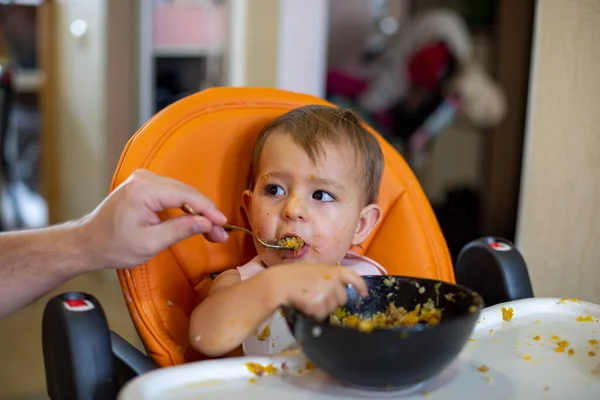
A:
576;315;595;322
501;307;514;321
477;365;489;373
297;361;316;374
557;298;579;305
245;362;278;376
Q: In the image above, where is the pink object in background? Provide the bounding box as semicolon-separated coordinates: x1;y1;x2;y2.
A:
152;4;227;50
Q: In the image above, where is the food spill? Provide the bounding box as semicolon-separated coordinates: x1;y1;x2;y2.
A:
256;325;271;341
576;315;596;322
557;298;579;304
297;361;316;374
245;362;278;376
501;307;514;321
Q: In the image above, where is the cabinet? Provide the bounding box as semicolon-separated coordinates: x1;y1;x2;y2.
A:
0;0;53;229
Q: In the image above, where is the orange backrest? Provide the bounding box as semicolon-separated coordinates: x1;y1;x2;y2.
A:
110;87;454;367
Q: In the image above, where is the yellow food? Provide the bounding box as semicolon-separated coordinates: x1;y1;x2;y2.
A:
501;307;514;321
576;315;595;322
257;324;271;341
329;299;442;333
277;236;305;251
478;365;489;373
555;340;570;353
245;362;278;376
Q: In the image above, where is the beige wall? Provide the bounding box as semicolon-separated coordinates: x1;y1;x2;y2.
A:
52;0;109;222
51;0;134;223
516;0;600;303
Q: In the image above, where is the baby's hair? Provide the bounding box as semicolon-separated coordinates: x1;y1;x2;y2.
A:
249;105;384;205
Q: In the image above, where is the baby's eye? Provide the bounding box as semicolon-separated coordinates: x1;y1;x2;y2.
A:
313;190;335;202
264;184;285;197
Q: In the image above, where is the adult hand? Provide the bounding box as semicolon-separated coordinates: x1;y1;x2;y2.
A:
80;169;229;269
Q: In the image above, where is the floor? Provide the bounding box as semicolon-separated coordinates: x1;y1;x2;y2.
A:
0;269;142;398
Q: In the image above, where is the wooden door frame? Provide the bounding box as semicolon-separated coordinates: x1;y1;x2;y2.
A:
39;0;57;223
479;0;536;240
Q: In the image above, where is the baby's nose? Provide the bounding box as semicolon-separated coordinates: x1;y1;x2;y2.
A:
282;197;307;221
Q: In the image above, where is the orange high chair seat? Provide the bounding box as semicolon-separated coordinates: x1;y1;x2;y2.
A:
110;87;455;368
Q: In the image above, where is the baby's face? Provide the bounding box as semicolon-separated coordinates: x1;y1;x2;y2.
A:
243;132;380;267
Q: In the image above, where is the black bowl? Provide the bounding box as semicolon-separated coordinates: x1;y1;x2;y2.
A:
283;275;483;390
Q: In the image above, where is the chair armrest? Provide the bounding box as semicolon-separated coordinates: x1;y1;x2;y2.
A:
455;237;534;307
43;292;117;400
111;330;158;391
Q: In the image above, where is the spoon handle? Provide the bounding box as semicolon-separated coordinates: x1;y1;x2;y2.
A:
180;204;234;232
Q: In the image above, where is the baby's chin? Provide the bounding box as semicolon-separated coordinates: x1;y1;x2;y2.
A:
261;253;341;267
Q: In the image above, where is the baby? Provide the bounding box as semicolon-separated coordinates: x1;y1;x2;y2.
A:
189;105;388;357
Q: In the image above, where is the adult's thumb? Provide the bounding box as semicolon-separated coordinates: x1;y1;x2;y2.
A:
147;215;212;251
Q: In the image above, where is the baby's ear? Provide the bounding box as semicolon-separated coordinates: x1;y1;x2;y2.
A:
242;189;252;220
352;204;381;246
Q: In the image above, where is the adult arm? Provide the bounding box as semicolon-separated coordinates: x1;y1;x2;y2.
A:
0;169;228;320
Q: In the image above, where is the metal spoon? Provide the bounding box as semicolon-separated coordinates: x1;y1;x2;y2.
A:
180;204;291;251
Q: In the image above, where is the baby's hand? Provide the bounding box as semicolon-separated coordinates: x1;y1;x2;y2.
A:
269;263;368;321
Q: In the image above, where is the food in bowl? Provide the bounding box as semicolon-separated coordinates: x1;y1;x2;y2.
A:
330;298;442;333
282;275;483;390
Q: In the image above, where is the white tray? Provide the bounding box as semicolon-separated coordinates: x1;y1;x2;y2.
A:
118;298;600;399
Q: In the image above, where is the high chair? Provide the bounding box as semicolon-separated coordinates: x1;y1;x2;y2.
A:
40;87;533;400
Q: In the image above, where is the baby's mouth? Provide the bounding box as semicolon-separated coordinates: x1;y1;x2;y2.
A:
277;235;306;252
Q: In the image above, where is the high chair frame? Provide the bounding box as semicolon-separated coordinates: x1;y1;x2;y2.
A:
39;88;533;399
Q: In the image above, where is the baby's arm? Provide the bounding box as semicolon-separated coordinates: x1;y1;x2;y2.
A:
189;268;283;357
189;264;368;358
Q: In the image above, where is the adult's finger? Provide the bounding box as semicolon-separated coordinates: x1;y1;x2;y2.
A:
203;224;229;243
138;178;227;225
339;268;368;297
146;215;215;251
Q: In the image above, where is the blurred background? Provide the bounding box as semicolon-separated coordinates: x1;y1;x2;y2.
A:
0;0;598;398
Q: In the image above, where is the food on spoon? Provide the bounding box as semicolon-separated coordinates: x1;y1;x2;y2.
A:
277;236;305;251
329;299;442;333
